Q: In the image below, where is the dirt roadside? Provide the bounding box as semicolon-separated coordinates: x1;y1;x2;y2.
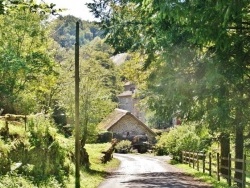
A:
98;153;213;188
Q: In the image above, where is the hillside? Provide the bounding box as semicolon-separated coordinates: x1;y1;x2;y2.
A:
49;15;103;49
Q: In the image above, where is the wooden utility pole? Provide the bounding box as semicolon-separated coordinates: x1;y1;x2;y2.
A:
75;21;80;188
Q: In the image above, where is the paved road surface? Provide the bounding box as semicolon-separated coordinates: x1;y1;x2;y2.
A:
98;153;212;188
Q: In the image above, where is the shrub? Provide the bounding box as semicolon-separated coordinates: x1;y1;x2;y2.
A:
97;131;113;143
155;122;211;160
0;172;62;188
154;142;169;156
115;140;132;153
0;117;74;186
0;173;34;188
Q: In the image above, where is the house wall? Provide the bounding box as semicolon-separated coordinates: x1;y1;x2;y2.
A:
108;115;155;142
118;97;146;123
124;83;135;91
118;96;134;113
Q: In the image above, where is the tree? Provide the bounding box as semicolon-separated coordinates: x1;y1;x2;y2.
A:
48;15;103;49
88;0;250;183
0;0;59;15
57;37;120;145
0;1;58;114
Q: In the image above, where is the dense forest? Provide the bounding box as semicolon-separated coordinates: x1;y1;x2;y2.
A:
1;0;250;187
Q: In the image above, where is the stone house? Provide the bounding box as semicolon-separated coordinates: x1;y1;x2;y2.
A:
117;82;146;123
111;53;145;122
98;108;156;143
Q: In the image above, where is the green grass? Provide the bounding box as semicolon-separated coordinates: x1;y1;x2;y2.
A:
173;163;233;188
65;143;120;188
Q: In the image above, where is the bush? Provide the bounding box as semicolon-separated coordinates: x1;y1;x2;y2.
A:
154;144;169;156
97;131;113;143
0;116;74;186
0;172;62;188
155;122;211;160
115;140;132;153
0;173;34;188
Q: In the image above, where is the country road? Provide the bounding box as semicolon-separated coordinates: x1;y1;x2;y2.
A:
98;153;212;188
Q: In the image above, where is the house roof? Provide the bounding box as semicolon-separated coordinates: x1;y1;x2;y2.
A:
98;108;156;136
124;81;133;86
110;53;130;66
117;90;133;97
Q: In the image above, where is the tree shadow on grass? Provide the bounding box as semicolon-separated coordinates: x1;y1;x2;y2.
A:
84;167;111;177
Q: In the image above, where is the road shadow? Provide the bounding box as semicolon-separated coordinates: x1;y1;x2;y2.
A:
112;172;212;188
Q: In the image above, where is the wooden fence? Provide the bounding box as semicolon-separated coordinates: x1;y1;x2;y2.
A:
182;151;250;188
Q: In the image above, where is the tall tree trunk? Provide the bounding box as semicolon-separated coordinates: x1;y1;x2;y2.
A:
234;0;244;186
80;89;90;168
220;133;230;177
235;123;244;186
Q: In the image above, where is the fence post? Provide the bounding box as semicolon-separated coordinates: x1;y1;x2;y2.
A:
217;153;220;181
5;120;9;138
189;152;191;167
183;151;186;163
203;152;206;173
25;115;27;131
209;152;212;176
182;151;184;163
193;152;195;169
197;152;199;171
228;153;231;187
242;154;246;188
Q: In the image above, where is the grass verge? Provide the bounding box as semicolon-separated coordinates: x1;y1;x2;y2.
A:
65;143;120;188
173;162;232;188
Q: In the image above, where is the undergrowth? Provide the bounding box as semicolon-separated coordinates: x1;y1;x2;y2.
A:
0;118;120;187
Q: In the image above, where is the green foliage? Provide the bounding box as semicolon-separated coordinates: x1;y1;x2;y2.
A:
154;139;169;156
0;3;58;114
156;123;211;160
98;131;113;143
49;15;103;49
56;37;121;144
0;138;11;155
0;118;74;186
0;173;35;188
88;0;250;131
0;117;121;187
0;0;120;145
25;117;74;183
115;140;132;153
0;172;63;187
89;1;250;170
0;0;59;16
0;137;11;174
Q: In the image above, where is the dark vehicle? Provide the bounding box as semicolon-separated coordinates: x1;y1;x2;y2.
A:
132;135;149;153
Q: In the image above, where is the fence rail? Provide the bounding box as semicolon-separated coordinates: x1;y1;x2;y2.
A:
182;151;250;188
